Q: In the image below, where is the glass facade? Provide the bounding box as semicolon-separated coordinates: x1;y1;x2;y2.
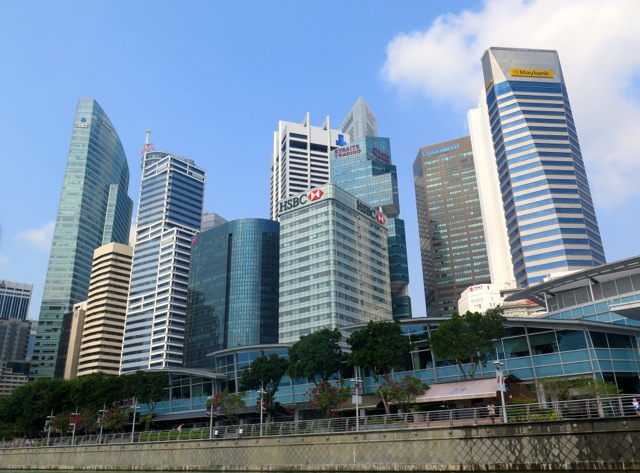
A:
279;184;392;343
120;151;205;373
0;281;32;320
413;136;491;316
331;137;411;318
183;219;280;370
481;48;605;287
31;99;132;379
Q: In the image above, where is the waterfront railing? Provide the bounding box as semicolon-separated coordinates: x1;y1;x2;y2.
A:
3;394;638;449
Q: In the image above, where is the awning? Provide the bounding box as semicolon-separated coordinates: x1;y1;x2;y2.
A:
415;378;497;403
338;394;382;411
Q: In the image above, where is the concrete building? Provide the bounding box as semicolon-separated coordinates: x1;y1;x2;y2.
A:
479;47;605;288
270;113;345;220
62;301;86;380
76;242;133;377
184;219;280;370
340;96;378;142
413;136;491;316
200;212;228;233
331;136;411;318
278;184;392;343
0;318;32;363
32;98;132;379
0;281;32;320
120;136;205;373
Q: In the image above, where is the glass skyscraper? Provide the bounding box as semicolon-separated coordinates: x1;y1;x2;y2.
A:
31;99;132;379
183;219;280;369
120;147;205;373
0;281;32;320
413;137;491;317
481;47;606;287
331;136;411;318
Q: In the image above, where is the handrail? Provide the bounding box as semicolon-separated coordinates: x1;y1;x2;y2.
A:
3;394;638;449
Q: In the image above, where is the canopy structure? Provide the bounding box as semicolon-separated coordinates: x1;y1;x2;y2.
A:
415;378;497;403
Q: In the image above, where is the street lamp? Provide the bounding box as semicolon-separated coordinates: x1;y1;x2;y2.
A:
207;394;215;439
70;408;79;446
130;397;140;443
348;375;362;432
257;382;267;437
45;410;53;447
493;358;508;424
98;404;106;445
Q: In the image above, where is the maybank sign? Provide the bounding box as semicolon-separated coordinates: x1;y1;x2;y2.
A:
510;68;554;78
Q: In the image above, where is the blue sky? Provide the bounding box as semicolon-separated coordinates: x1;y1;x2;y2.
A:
2;0;640;319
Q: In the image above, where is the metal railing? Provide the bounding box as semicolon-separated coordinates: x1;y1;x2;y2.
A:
3;394;638;449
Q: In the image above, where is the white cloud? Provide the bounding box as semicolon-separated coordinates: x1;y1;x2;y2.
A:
15;221;56;250
382;0;640;207
0;253;10;268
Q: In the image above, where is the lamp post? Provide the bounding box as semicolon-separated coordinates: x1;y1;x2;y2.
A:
207;395;214;439
258;382;266;437
493;358;508;424
98;404;106;445
70;408;79;446
45;410;53;447
349;375;362;432
130;397;140;443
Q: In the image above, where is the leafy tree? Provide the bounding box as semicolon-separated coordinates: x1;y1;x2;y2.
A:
538;376;620;401
287;328;344;385
241;353;289;421
307;381;350;418
375;375;429;413
346;320;411;413
429;309;505;380
124;370;169;418
69;373;127;410
207;390;246;424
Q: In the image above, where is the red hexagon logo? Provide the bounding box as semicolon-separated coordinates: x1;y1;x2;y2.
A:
376;213;387;225
308;189;324;201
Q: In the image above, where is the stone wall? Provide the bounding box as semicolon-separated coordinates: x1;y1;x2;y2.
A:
1;418;639;471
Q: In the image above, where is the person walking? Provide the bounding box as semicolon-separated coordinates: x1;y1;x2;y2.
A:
632;398;639;415
487;403;496;423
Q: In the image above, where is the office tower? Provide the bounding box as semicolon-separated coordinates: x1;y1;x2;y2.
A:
270;113;345;219
413;137;491;317
200;212;228;233
0;318;32;362
340;96;378;142
61;301;86;380
183;219;279;369
480;47;605;287
75;243;133;377
120;140;205;373
279;184;392;343
31;98;132;379
0;281;32;320
331;136;411;318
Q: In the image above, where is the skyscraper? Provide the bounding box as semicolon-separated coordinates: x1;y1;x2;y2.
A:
76;242;133;377
183;219;280;369
270;113;345;219
413;137;491;316
120;138;205;373
31;99;132;379
0;281;32;320
331;136;411;318
340;96;378;142
278;184;392;343
480;47;605;287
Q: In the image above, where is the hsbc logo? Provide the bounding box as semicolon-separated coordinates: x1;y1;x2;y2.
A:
308;189;323;201
357;200;386;226
278;188;325;215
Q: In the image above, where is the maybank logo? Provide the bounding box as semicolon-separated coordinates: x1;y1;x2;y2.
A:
510;68;554;78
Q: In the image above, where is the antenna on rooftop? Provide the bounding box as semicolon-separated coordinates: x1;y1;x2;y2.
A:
141;128;154;167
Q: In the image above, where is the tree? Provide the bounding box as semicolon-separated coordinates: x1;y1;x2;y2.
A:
124;371;170;430
287;328;344;385
429;309;505;380
241;353;289;421
307;381;351;418
375;375;429;413
538;376;620;401
207;390;246;424
346;320;411;413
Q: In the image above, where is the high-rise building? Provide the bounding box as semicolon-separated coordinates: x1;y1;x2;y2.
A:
278;184;392;343
331;136;411;318
340;96;378;142
0;318;32;363
183;219;280;369
480;47;606;287
31;98;132;379
270;113;345;220
120;138;205;373
200;212;228;233
413;137;491;316
0;281;32;320
62;301;86;380
76;242;133;377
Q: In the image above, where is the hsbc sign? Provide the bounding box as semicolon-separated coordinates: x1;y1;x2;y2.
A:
356;200;386;225
278;189;324;214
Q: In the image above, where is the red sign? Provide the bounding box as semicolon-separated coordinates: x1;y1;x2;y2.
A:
308;189;324;201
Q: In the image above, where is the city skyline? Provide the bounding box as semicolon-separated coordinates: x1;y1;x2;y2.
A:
2;1;640;319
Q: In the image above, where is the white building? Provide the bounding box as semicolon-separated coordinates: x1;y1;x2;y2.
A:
278;184;392;343
458;284;502;314
340;96;378;142
270;113;345;220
